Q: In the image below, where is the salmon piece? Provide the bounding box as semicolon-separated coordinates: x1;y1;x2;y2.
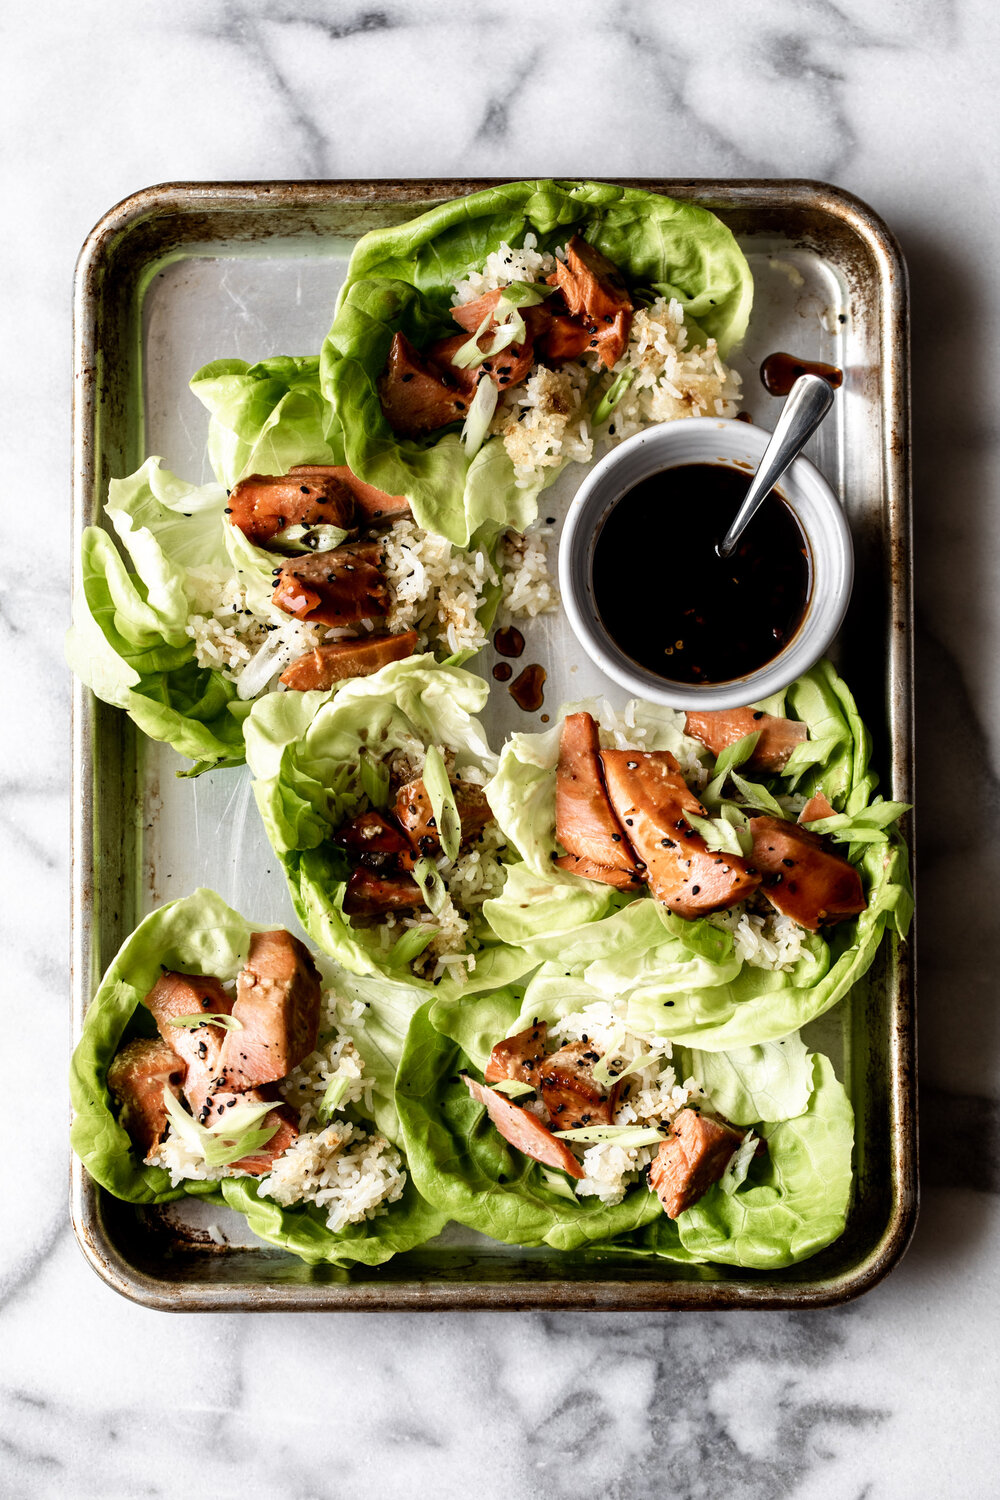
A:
539;1040;619;1130
649;1109;745;1218
107;1037;187;1157
553;853;644;890
601;749;760;916
218;931;322;1092
684;707;808;773
484;1022;548;1090
343;866;426;915
548;235;633;369
378;331;473;437
144;970;233;1111
227;471;356;548
393;777;493;857
288;465;410;524
198;1087;299;1175
272;540;390;626
799;792;836;824
451;289;504;334
430;331;535;391
462;1076;585;1180
556;713;640;881
279;631;418;691
749;816;867;931
537;310;594;364
336;809;416;872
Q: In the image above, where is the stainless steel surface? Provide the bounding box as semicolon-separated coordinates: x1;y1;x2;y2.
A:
71;178;915;1310
718;373;835;556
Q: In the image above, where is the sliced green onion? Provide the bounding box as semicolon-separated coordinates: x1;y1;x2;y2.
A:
714;731;760;779
413;856;449;916
274;522;351;554
592;368;635;426
358;748;391;810
719;1131;758;1195
684;809;746;859
167;1012;243;1031
421;744;461;863
162;1087;279;1170
461;376;498;459
491;1079;535;1099
386;924;437;968
540;1167;580;1200
730;772;786;818
553;1125;666;1146
317;1071;353;1124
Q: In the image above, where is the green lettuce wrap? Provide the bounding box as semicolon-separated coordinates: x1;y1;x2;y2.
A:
243;654;535;992
69;889;446;1266
66;456;251;774
483;661;912;1050
394;987;853;1266
320;178;754;548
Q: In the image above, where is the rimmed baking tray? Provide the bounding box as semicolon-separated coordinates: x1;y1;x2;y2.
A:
71;179;915;1310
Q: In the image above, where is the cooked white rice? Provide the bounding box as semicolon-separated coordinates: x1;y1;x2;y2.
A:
146;984;406;1234
452;233;557;305
708;905;806;971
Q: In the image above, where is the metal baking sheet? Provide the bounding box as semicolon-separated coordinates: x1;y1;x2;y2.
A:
71;179;915;1310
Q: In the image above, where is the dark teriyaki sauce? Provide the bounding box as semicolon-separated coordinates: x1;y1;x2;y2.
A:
591;464;811;685
509;663;546;711
492;661;513;682
760;351;843;396
494;625;525;658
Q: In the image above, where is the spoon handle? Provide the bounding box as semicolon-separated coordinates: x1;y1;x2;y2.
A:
717;373;836;558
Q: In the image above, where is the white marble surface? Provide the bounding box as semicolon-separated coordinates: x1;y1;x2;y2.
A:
3;1;1000;1495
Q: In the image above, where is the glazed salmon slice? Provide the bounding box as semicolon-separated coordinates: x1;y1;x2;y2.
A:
539;1041;619;1130
748;816;866;931
430;331;536;391
484;1022;549;1090
288;465;410;523
393;777;493;858
343;866;426;916
553;853;644;890
107;1037;187;1157
600;749;760;916
227;471;357;547
378;331;473;436
537;311;594;364
279;631;418;691
684;707;808;772
556;712;640;881
549;234;633;369
198;1087;299;1175
336;809;416;867
144;970;233;1111
799;792;836;824
218;931;322;1092
462;1076;584;1180
272;540;390;626
649;1109;745;1218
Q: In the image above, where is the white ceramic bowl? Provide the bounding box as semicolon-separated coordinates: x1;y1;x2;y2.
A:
559;417;854;709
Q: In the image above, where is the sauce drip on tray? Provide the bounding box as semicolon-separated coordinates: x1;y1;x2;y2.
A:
494;626;525;658
509;663;546;712
760;351;843;396
492;662;513;682
591;464;811;685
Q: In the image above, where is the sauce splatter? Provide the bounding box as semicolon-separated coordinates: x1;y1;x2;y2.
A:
492;662;513;682
760;351;843;397
509;663;546;712
494;625;525;658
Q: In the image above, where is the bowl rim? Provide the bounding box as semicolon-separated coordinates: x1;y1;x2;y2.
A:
558;416;854;710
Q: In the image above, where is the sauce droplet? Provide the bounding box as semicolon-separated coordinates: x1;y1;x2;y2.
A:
760;351;843;397
494;625;525;658
540;713;550;723
492;662;513;682
509;663;546;712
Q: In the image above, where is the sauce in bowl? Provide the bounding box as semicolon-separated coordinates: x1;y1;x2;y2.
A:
591;464;811;685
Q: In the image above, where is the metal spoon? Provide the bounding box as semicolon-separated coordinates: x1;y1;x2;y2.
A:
717;373;836;558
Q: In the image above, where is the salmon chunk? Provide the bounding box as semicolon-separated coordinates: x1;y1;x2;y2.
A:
107;1037;187;1157
537;311;594;364
431;325;535;390
539;1040;619;1130
218;931;321;1092
288;465;410;523
343;866;426;915
393;777;493;857
549;234;633;369
378;331;473;436
227;471;356;548
601;749;760;916
684;707;808;773
198;1087;299;1175
144;970;233;1110
649;1109;745;1218
799;792;836;824
272;541;390;626
279;631;418;691
749;816;867;931
462;1076;584;1180
556;713;640;881
484;1022;548;1090
336;809;416;866
553;853;644;890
